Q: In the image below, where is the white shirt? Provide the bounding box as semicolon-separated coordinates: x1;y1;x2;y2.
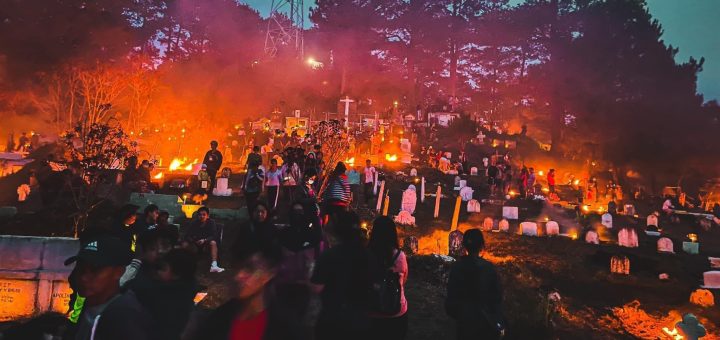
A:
364;166;376;184
265;168;282;187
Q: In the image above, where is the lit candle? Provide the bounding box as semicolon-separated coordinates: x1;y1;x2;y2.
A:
376;181;385;212
421;177;425;203
383;195;390;216
451;195;461;230
434;185;441;218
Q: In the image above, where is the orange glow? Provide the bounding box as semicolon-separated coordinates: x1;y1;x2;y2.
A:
509;190;517;197
184;164;193;171
153;172;164;179
538;170;545;176
345;157;355;166
169;158;183;171
569;230;579;240
573;179;580;185
687;233;698;242
385;154;398;162
662;326;684;340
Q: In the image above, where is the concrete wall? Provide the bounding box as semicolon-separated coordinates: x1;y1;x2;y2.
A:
0;236;78;321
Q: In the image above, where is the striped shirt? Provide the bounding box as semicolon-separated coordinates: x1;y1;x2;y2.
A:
322;174;351;205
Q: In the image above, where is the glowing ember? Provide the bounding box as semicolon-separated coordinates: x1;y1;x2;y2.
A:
345;157;355;166
573;179;581;185
687;233;698;242
153;172;164;179
169;158;183;171
662;327;683;340
538;170;545;176
385;153;398;162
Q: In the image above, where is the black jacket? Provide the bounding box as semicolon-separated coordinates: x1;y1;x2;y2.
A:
69;290;153;340
445;255;503;338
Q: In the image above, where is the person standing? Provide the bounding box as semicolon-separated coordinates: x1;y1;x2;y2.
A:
527;167;536;196
367;217;408;340
363;159;377;205
320;162;352;222
246;145;262;169
547;169;556;194
202;141;223;190
346;165;361;209
446;229;504;340
265;158;283;211
244;163;265;214
64;236;153;340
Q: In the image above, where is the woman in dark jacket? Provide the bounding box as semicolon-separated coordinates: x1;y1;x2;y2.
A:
445;229;504;340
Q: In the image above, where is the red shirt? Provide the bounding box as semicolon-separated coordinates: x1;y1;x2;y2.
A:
229;310;267;340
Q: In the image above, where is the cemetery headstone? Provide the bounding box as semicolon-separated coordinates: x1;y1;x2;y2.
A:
618;228;639;248
470;167;478;176
502;206;519;220
498;219;510;232
683;242;700;255
394;211;415;226
646;214;659;227
601;213;613;229
482;217;494;231
460;187;474;201
585;231;599;244
448;230;464;258
610;255;630;275
520;222;538;236
401;185;417;214
702;271;720;289
657;237;674;253
467;199;481;213
546;221;560;236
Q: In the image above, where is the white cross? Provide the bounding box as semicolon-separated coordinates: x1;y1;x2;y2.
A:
340;96;354;128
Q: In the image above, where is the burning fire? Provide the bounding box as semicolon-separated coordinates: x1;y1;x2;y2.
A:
662;327;683;340
345;157;355;166
687;233;698;242
385;153;398;162
168;158;198;172
153;172;164;179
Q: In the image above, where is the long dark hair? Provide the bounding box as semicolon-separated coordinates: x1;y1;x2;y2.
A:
368;216;399;262
330;161;347;179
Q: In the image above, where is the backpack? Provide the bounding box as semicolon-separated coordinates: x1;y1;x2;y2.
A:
368;250;402;315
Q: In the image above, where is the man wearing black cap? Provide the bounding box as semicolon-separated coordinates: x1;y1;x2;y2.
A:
445;229;504;340
65;236;153;340
203;140;223;190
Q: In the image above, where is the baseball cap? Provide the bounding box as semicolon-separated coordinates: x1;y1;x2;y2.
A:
64;236;133;267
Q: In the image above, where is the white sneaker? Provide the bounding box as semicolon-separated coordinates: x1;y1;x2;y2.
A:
210;265;225;273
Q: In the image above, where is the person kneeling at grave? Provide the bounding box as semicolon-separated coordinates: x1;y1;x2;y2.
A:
182;207;224;273
446;229;505;340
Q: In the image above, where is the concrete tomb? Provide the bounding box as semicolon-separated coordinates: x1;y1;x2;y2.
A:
502;206;519;220
467;199;481;213
498;219;510;232
585;231;599;244
657;237;674;253
520;222;538;236
0;236;78;321
546;221;560;236
601;213;613;229
618;228;639;248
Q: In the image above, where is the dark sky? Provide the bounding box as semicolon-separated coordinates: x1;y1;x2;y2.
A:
243;0;719;102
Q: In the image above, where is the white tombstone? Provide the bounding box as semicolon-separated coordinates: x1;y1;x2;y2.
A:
657;237;674;253
401;185;418;214
212;178;232;196
481;217;494;231
458;180;467;189
601;213;613;229
702;271;720;289
646;214;658;227
520;222;538;236
460;187;474;201
410;168;418;177
467;199;481;213
394;210;415;226
618;228;639;248
683;242;699;254
470;167;479;176
502;206;519;220
546;221;560;236
498;219;510;232
624;204;636;216
585;231;599;244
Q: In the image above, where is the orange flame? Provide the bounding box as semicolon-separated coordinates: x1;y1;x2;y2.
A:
169;158;183;171
153;172;164;179
385;153;398;162
345;157;355;166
